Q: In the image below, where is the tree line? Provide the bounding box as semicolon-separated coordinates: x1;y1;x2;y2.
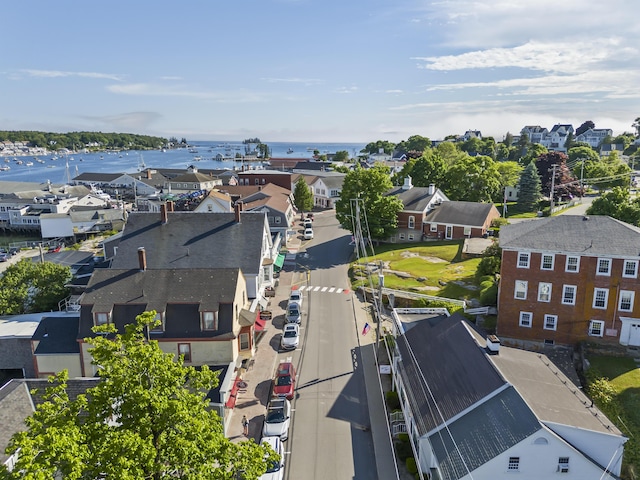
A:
0;131;168;151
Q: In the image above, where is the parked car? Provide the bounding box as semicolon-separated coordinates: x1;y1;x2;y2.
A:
262;398;291;440
281;323;300;350
0;253;8;262
286;302;301;324
288;289;303;307
303;219;313;229
8;247;21;256
306;212;314;221
272;362;296;400
303;228;314;240
259;436;285;480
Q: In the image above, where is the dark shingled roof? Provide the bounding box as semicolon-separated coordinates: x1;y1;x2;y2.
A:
396;313;506;435
32;316;80;354
110;211;266;275
386;186;439;211
78;268;242;339
499;215;640;257
424;201;497;227
429;386;541;480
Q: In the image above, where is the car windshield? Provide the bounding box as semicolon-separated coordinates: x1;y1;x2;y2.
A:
288;306;299;315
265;459;281;473
276;375;292;386
265;408;285;423
284;330;297;338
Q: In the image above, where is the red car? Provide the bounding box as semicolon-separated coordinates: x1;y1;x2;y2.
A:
272;362;296;400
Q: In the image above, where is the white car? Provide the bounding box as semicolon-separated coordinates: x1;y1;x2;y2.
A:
303;219;313;229
288;289;303;307
260;436;284;480
280;323;300;350
262;398;291;441
304;228;314;240
286;302;301;324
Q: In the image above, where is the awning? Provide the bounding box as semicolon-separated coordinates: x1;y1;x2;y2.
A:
258;296;269;310
274;253;286;270
225;377;241;408
255;317;267;332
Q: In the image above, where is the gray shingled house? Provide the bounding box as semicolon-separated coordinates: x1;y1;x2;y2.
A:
390;310;626;479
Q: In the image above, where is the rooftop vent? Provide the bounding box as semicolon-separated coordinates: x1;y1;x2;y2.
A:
583;216;589;221
486;335;500;354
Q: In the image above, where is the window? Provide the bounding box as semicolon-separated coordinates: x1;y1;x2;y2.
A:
178;343;192;362
541;254;555;270
430;224;437;232
202;311;217;330
463;226;471;236
408;234;415;241
151;312;164;332
239;333;250;350
519;312;532;328
619;290;635;312
514;280;527;300
517;252;530;268
275;216;281;224
558;457;569;473
623;260;638;278
565;256;580;273
408;216;415;229
589;320;604;337
596;258;611;276
593;288;609;309
207;204;213;212
399;233;405;240
508;457;520;471
95;312;109;326
562;285;577;305
538;282;552;302
544;314;558;330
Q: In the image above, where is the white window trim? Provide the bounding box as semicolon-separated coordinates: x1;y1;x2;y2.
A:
619;290;635;312
408;215;415;229
519;311;533;328
517;252;530;269
562;285;577;306
593;288;609;309
544;314;558;331
514;280;528;300
565;255;580;273
623;260;638;279
596;257;612;276
540;254;555;271
202;311;218;331
430;223;437;232
538;282;552;302
589;320;605;337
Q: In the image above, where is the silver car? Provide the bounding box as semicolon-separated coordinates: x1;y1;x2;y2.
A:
280;323;300;350
262;398;291;441
286;302;301;324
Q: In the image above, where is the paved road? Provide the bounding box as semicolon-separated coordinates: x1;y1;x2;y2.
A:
285;211;376;479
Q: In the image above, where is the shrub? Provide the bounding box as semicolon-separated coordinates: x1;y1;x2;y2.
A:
395;435;413;461
475;256;501;280
406;457;418;474
480;283;498;306
386;391;400;410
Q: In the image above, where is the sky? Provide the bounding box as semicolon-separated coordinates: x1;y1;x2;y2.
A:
2;0;639;144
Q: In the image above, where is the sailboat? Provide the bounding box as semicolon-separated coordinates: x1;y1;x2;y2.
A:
137;154;147;172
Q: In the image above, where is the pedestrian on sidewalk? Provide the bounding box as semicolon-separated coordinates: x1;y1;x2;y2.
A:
242;415;249;436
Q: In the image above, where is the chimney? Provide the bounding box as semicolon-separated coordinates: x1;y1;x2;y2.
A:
137;247;147;271
146;169;152;179
167;200;174;212
486;335;500;354
234;201;243;223
402;176;413;191
160;203;168;224
428;183;435;195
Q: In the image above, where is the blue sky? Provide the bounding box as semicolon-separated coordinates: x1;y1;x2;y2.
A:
2;0;638;143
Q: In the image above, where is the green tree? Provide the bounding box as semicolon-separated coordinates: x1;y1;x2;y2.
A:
335;165;403;240
535;151;581;200
575;120;595;136
1;312;275;480
444;155;502;202
495;161;523;190
587;187;640;225
293;177;314;213
0;259;71;314
395;135;431;156
568;146;599;164
360;140;395;155
520;143;547;165
517;162;542;212
405;151;447;188
333;150;350;163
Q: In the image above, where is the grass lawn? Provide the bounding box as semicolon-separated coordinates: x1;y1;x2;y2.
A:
351;240;482;302
586;355;640;479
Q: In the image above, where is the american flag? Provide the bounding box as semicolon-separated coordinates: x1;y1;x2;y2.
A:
361;322;371;336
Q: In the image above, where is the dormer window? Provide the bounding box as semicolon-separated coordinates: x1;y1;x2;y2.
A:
94;312;110;326
202;311;218;331
151;311;164;333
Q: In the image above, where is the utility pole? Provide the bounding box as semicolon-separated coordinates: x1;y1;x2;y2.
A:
377;260;384;358
549;164;558;212
580;160;585;198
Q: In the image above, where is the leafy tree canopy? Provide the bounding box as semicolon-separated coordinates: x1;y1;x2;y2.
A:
0;131;167;150
517;162;542;212
587;187;640;226
333;150;350;162
568;146;599;164
335;164;403;240
575;120;595;136
534;151;581;200
293;177;314;212
495;161;523;189
395;135;431;156
1;312;275;480
360;140;395;155
444;155;502;202
0;259;71;314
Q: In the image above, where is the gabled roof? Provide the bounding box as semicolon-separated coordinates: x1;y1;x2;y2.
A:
425;201;497;227
168;171;219;183
0;381;34;464
73;172;127;183
79;268;242;338
397;313;506;435
499;215;640;257
386;186;447;211
241;183;292;214
110;211;267;274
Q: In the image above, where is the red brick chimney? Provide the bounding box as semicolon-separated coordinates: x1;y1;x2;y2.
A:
146;169;152;179
137;247;147;271
160;203;168;224
234;202;243;223
167;200;174;212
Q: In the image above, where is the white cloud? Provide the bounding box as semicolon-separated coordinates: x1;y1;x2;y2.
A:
261;77;324;86
20;69;124;81
107;83;270;103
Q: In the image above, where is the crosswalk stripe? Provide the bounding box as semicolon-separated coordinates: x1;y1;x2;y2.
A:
321;287;328;292
313;286;321;292
328;287;336;293
336;288;343;293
